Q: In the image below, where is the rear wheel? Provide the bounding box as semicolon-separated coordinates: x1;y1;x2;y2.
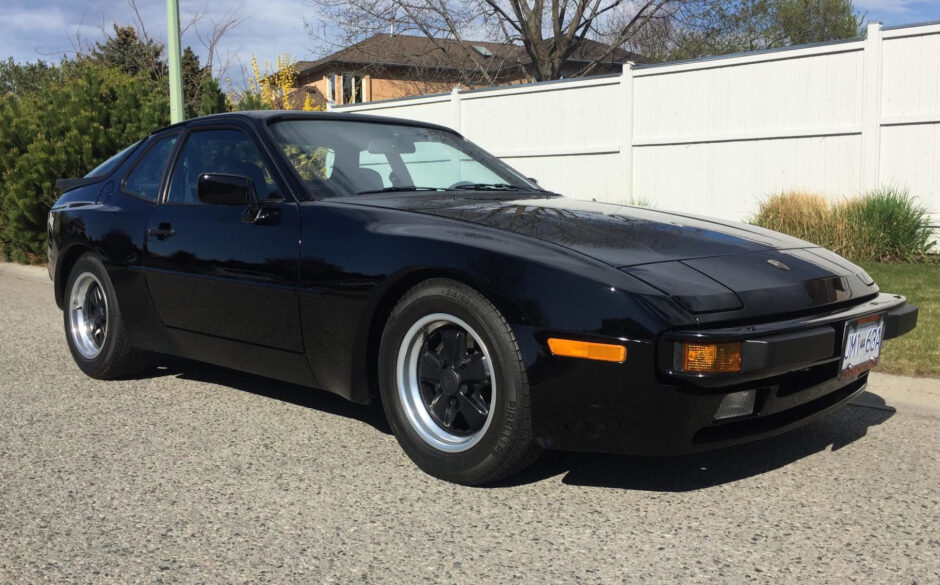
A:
379;279;540;484
64;254;150;379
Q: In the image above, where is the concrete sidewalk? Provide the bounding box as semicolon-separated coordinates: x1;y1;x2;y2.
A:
866;372;940;418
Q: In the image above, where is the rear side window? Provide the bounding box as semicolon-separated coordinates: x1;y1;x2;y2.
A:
85;141;140;179
123;135;178;201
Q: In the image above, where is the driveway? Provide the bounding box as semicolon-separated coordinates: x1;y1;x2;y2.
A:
1;262;937;584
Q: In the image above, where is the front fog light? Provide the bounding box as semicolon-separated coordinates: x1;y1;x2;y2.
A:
714;389;756;420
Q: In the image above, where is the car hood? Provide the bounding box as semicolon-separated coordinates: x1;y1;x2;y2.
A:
345;193;809;265
344;193;877;314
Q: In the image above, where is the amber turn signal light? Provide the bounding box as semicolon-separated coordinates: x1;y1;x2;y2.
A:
548;338;627;363
682;341;742;373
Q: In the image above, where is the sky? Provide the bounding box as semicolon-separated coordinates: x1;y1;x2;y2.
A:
2;0;940;86
0;0;320;86
856;0;940;24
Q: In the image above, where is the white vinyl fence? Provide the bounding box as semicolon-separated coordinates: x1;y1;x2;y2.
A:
333;22;940;234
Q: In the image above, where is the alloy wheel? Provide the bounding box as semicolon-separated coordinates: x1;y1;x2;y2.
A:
68;272;109;359
396;313;496;452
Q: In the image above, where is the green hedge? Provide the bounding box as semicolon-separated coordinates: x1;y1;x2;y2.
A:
0;62;168;263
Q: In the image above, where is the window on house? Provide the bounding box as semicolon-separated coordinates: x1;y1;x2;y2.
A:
342;74;363;104
327;74;336;103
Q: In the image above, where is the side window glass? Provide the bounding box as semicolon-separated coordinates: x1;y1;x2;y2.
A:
167;129;279;204
123;136;177;201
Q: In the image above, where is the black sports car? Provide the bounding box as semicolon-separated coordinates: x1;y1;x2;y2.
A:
48;111;918;484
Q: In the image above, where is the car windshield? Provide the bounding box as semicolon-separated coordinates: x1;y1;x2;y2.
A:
267;119;538;199
84;140;141;179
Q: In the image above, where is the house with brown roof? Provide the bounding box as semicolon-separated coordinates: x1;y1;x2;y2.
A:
290;33;635;107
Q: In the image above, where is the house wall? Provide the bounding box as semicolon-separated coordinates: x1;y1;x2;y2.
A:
296;72;454;105
333;22;940;238
296;76;330;107
368;76;457;102
296;70;369;106
295;64;533;107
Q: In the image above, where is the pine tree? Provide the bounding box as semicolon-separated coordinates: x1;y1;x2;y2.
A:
88;25;167;80
199;76;228;116
182;46;207;119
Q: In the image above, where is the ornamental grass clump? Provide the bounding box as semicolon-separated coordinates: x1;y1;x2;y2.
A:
839;187;935;262
753;188;936;263
752;191;838;249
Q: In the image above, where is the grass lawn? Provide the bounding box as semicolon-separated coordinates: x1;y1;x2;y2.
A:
860;262;939;378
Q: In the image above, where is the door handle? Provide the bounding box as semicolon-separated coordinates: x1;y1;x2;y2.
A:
147;224;175;240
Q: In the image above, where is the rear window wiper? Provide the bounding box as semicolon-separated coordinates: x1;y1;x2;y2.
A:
356;186;445;195
447;183;537;192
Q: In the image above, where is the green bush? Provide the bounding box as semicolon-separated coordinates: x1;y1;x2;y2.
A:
841;187;935;262
0;28;230;264
754;188;936;263
0;62;169;262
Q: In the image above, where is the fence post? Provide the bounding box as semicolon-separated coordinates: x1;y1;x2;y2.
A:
619;62;635;204
861;22;883;190
451;87;462;133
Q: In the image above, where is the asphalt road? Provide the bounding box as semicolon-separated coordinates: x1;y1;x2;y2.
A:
1;262;938;585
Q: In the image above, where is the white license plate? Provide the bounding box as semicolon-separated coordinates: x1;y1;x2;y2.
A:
841;314;885;377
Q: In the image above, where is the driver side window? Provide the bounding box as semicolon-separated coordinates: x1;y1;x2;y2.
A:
167;129;279;204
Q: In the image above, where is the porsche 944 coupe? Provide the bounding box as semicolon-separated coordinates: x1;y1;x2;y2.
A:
48;112;918;484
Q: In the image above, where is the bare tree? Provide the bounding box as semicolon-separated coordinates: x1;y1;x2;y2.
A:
599;0;864;63
305;3;525;88
487;0;670;79
184;3;245;79
306;0;679;82
70;0;242;82
596;1;685;62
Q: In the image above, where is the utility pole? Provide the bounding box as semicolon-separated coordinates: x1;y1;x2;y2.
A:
166;0;184;123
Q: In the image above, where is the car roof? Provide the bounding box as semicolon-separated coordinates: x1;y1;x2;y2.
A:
156;110;461;138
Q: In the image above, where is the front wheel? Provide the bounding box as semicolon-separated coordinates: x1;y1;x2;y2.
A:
379;279;540;484
64;253;151;379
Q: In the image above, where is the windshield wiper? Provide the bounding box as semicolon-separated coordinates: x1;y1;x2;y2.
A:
447;182;536;192
356;186;444;195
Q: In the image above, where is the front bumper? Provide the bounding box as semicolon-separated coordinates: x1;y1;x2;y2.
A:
529;293;917;455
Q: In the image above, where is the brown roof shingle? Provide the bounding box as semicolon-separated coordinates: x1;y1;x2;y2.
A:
296;33;637;79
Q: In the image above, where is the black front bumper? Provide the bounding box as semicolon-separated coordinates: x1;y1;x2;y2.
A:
530;294;917;455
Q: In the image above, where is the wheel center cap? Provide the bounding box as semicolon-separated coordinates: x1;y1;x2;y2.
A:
441;369;461;395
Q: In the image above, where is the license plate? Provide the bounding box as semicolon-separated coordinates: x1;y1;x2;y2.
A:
841;314;885;377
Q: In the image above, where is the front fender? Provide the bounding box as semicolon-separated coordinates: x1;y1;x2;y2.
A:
298;201;669;404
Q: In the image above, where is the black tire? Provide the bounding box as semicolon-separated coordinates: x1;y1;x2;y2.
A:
63;253;151;379
379;278;541;485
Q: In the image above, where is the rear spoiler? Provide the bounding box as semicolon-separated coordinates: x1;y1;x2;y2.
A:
55;177;103;193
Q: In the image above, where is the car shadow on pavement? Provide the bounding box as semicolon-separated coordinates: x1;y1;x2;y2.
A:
494;393;895;491
139;354;393;435
135;357;895;492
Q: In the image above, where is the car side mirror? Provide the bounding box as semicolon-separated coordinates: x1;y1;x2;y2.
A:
198;173;254;206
